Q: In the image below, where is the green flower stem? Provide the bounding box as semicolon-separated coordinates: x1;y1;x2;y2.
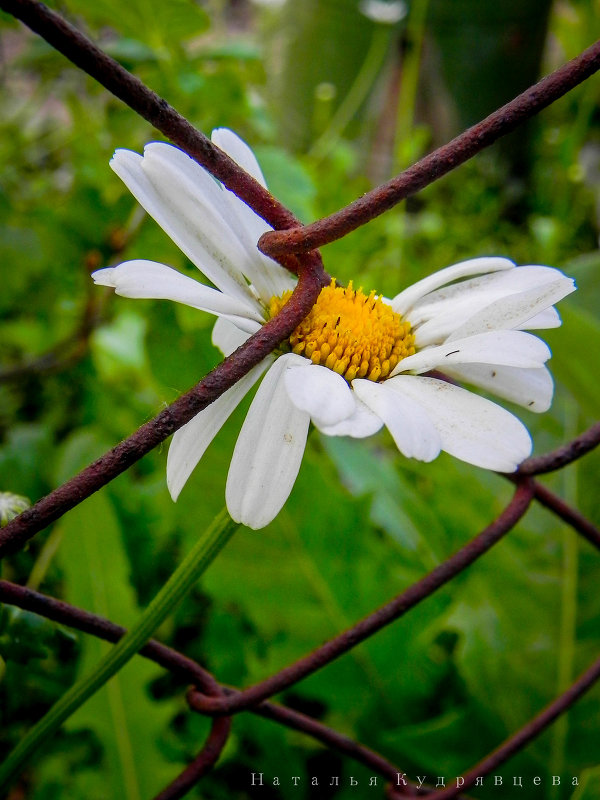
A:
0;507;239;792
308;26;391;162
393;0;430;173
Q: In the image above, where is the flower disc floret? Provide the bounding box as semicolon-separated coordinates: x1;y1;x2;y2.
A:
269;280;416;382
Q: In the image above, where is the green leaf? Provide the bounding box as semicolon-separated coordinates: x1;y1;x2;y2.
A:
201;440;451;730
443;569;558;732
571;764;600;799
0;424;54;500
145;302;218;392
91;311;148;382
321;435;447;568
546;303;600;418
254;146;318;222
0;608;55;662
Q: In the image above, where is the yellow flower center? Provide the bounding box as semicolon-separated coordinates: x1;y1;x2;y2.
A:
268;280;415;382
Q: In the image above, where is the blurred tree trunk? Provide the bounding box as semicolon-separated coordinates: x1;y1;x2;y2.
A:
269;0;395;152
425;0;553;178
268;0;552;187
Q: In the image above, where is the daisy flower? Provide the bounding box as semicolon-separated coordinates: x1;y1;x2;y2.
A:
92;129;575;529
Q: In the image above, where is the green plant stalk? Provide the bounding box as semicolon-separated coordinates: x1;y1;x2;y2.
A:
549;401;579;797
279;509;391;710
0;507;239;792
26;525;63;592
393;0;430;173
309;26;391;162
390;0;429;273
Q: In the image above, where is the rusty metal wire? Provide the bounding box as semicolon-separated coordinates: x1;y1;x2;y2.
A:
257;39;600;258
0;2;599;798
1;434;599;798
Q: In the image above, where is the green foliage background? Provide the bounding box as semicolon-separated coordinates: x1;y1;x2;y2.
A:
1;0;600;798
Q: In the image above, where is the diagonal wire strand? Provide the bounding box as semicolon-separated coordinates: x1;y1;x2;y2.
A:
189;481;534;715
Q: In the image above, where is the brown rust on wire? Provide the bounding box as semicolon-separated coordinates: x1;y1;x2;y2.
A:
189;480;535;716
0;0;331;559
2;453;599;800
0;255;328;558
518;420;600;475
402;654;600;800
152;718;231;800
0;0;303;240
531;480;600;552
0;452;598;799
258;39;600;258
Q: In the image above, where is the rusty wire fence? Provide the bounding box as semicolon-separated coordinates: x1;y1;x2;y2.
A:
0;2;600;798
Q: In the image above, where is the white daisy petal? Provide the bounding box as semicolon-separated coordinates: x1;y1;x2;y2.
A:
447;276;575;341
410;267;573;345
406;270;521;329
409;265;567;320
141;145;264;294
352;379;441;461
219;189;296;302
226;354;310;529
144;141;294;303
110;146;258;307
392;330;551;376
211;316;253;357
211;128;268;187
167;358;272;501
318;397;384;438
392;257;514;316
141;141;235;219
387;376;532;471
211;129;296;302
92;261;263;332
284;363;356;428
516;306;561;330
445;364;554;413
